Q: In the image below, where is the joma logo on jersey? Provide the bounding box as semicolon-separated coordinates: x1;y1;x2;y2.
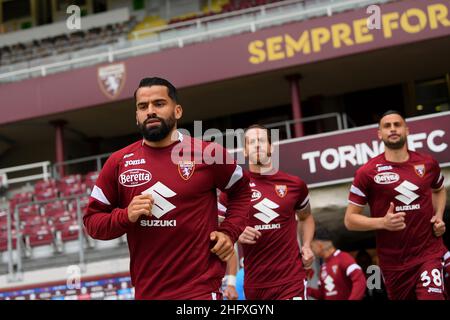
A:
124;159;146;167
119;169;152;187
376;165;393;172
395;180;419;205
253;198;279;224
374;172;399;184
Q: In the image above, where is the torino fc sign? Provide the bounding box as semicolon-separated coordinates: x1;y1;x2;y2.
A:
278;112;450;188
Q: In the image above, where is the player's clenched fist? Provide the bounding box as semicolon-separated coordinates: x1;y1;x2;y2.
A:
210;231;234;261
238;226;262;245
382;202;406;231
431;215;446;237
127;194;154;223
301;245;315;269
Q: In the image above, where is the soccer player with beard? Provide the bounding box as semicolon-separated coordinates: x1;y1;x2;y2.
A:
345;110;447;300
219;125;315;300
84;77;251;300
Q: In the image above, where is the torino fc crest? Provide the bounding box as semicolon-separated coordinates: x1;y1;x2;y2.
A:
414;164;425;177
275;185;287;198
98;63;126;99
178;161;195;180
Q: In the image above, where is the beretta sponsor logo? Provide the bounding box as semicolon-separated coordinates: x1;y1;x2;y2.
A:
119;169;152;187
374;172;400;184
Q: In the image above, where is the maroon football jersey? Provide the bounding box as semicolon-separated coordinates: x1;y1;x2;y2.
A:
444;251;450;299
309;250;366;300
348;150;445;271
84;133;251;299
220;169;309;289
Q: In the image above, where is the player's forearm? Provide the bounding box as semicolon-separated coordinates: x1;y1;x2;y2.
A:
218;178;251;243
299;213;315;247
83;206;131;240
348;270;367;300
226;250;238;276
432;187;447;220
344;211;384;231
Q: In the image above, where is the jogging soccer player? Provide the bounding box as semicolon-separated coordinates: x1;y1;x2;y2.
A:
220;124;315;300
84;77;251;299
345;110;447;300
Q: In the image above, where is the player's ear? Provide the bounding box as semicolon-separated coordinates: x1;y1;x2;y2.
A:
175;104;182;120
377;128;382;140
405;125;409;136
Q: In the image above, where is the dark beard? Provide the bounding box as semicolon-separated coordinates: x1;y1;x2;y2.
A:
138;115;176;142
383;136;406;150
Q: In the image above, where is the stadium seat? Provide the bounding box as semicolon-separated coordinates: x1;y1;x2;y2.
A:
0;230;18;252
84;171;99;192
42;200;67;216
34;179;57;192
17;204;41;221
23;225;54;248
34;187;59;202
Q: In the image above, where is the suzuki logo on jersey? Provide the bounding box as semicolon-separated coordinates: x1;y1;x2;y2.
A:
374;172;400;184
124;159;146;167
275;185;287;198
253;198;280;229
142;181;177;220
178;161;195;181
324;275;337;296
414;164;426;177
119;169;152;187
395;180;420;208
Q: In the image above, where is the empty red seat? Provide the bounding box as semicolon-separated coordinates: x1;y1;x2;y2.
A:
34;179;57;192
68;196;89;213
43;200;67;215
60;183;87;197
59;222;80;242
84;171;99;190
35;187;58;202
51;213;76;228
0;230;17;251
17;204;41;221
24;226;54;247
21;213;48;232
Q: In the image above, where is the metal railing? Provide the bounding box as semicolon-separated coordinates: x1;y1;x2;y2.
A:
52;152;111;180
129;0;309;40
203;111;347;144
0;161;51;187
0;0;392;83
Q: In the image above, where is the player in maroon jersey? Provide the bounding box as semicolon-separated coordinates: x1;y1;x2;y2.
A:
444;250;450;300
345;110;447;300
220;124;315;300
84;77;251;300
308;227;366;300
